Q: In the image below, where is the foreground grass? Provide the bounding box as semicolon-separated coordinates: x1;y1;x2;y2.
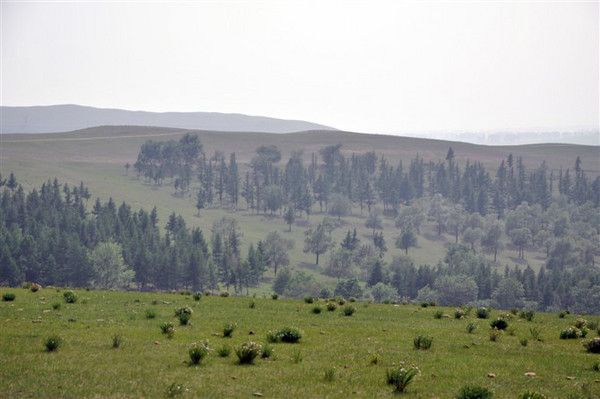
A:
1;288;599;398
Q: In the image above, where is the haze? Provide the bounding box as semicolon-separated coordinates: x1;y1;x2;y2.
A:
1;1;598;136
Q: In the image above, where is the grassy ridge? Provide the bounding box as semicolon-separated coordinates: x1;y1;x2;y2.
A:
1;287;599;398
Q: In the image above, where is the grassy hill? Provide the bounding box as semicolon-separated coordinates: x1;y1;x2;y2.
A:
1;287;598;398
1;126;598;287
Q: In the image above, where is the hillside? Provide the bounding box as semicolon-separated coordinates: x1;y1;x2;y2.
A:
0;105;336;134
1;288;598;398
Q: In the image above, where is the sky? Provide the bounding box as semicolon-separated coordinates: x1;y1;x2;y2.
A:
1;1;598;135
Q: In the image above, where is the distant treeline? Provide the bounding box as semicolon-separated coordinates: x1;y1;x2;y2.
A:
132;134;599;217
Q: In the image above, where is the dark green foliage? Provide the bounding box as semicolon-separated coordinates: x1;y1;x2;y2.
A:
434;310;444;319
267;327;302;343
456;385;493;399
160;322;175;338
466;322;477;333
476;307;490;319
584;338;600;353
112;334;122;348
261;344;274;359
304;296;314;304
413;335;433;350
342;305;356;316
52;302;61;310
385;366;418;392
311;305;322;314
44;335;62;352
271;293;278;300
490;318;508;330
193;292;201;301
248;301;256;309
217;345;231;357
560;327;586;339
63;291;77;303
223;322;236;338
220;292;230;297
2;293;16;301
188;341;210;365
519;310;535;322
235;341;262;364
592;361;600;371
520;338;528;347
145;309;157;319
174;307;193;325
326;302;337;312
558;311;568;318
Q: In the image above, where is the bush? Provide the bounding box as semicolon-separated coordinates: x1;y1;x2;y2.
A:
337;298;346;306
271;293;278;300
560;326;585;339
520;338;528;347
220;291;230;297
249;301;256;309
52;302;61;310
2;292;16;302
30;283;41;292
342;305;356;316
490;318;508;330
112;334;122;348
518;391;547;399
160;322;175;338
326;302;337;312
489;329;502;342
413;335;433;350
217;345;231;357
466;322;477;334
145;309;157;319
575;318;588;329
188;341;210;365
311;305;322;314
261;344;274;359
476;307;490;319
304;296;314;304
584;337;600;353
592;361;600;372
267;326;302;343
223;322;237;338
434;310;444;319
174;307;193;325
456;385;493;399
519;310;535;322
385;366;419;393
63;290;77;303
193;292;202;301
235;341;262;364
324;367;336;382
558;310;568;318
44;335;63;352
454;308;466;319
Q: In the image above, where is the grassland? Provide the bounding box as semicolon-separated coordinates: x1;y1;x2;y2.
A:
1;287;599;398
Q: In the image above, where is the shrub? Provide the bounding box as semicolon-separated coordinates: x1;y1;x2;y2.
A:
575;318;588;329
584;337;600;353
592;361;600;372
349;297;357;302
304;296;314;304
223;322;237;338
160;322;175;338
324;367;336;382
217;345;231;357
311;305;322;314
261;344;274;359
558;310;568;318
490;318;508;330
454;308;466;319
271;293;278;300
342;305;356;316
466;322;477;334
413;335;433;350
30;283;41;292
112;334;122;348
520;338;528;347
326;302;337;312
385;366;419;393
174;307;193;325
337;298;346;306
249;301;256;309
510;308;519;315
456;385;493;399
267;326;302;343
188;341;210;365
145;309;157;319
519;310;535;322
63;290;77;303
52;302;61;310
44;335;63;352
434;310;444;319
560;326;585;339
489;329;502;342
220;291;230;297
476;307;490;319
166;383;187;397
235;341;262;364
193;292;202;301
519;391;547;399
292;349;303;364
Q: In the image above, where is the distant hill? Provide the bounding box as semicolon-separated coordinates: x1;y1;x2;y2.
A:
0;104;336;134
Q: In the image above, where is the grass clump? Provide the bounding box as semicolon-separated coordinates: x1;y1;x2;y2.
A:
476;307;490;319
413;335;433;350
174;307;193;325
385;366;419;393
223;322;237;338
216;345;231;358
560;326;586;339
271;293;278;300
188;341;210;365
52;302;61;310
454;308;466;319
235;341;262;364
456;385;493;399
489;329;502;342
44;335;63;352
63;290;77;303
369;353;381;365
592;361;600;372
342;305;356;316
292;349;303;364
326;302;337;312
160;321;175;338
466;322;477;334
267;326;302;343
518;391;547;399
304;296;314;304
311;305;322;314
574;318;588;329
583;337;600;353
145;309;157;319
558;310;569;318
193;292;202;301
2;292;16;302
520;338;528;347
261;344;274;359
324;367;336;382
529;327;543;342
434;310;444;319
248;300;256;309
166;383;187;397
490;318;508;330
519;310;535;322
112;333;123;348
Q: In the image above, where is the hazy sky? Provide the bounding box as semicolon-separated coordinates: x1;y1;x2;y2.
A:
1;1;598;134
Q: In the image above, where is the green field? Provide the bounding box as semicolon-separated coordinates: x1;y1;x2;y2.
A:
1;287;599;398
